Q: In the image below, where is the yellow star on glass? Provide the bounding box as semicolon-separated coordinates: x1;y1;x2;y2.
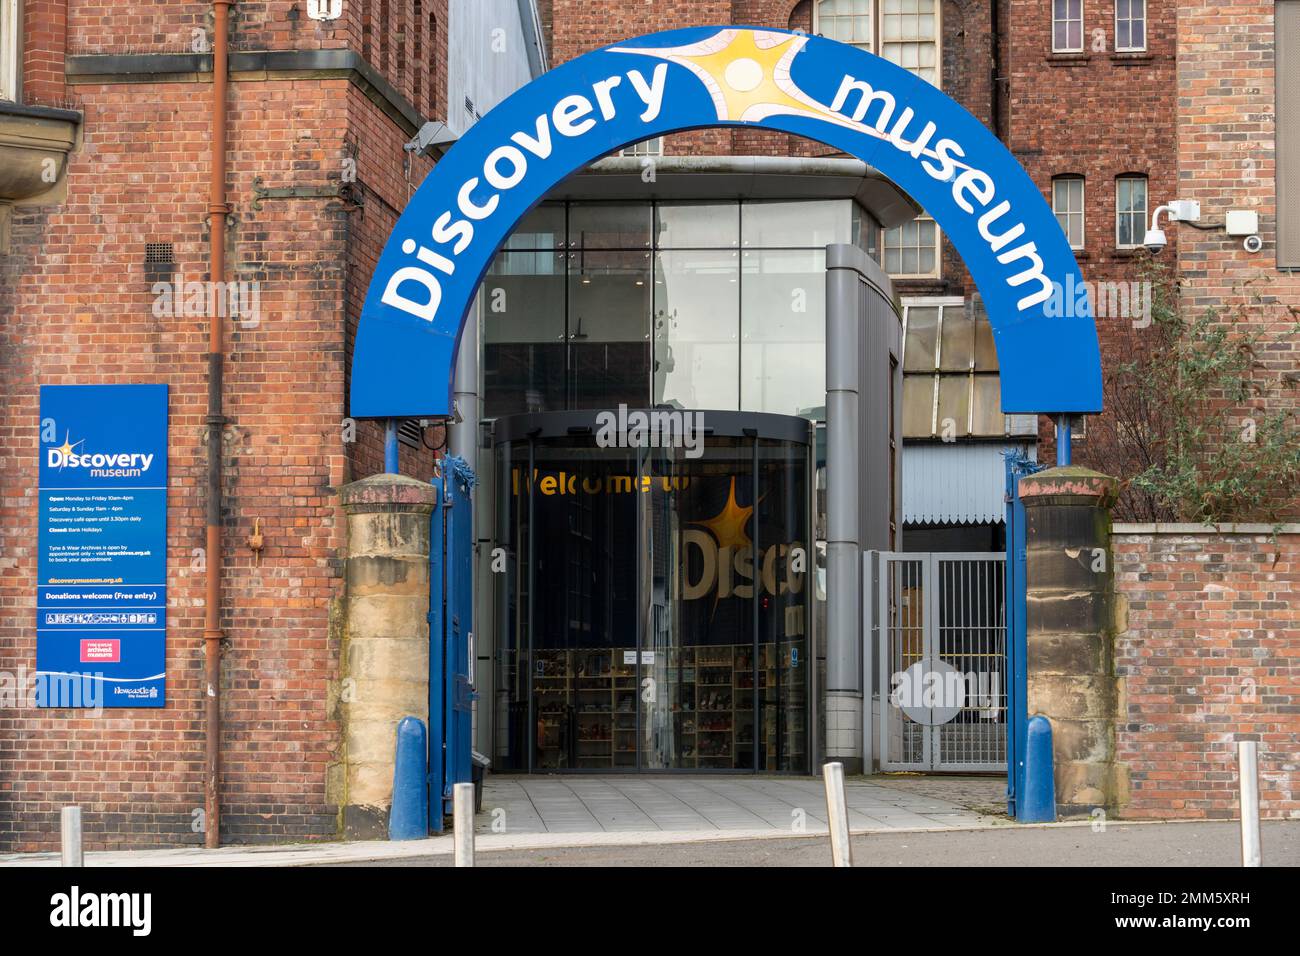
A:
610;28;845;126
692;477;754;552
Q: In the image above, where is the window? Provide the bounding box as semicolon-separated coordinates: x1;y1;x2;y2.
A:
816;0;874;50
0;0;19;102
883;214;940;278
881;0;938;85
1052;176;1085;249
815;0;940;87
484;200;862;420
1115;0;1146;53
900;298;1005;439
1116;175;1148;248
1052;0;1084;53
621;136;663;158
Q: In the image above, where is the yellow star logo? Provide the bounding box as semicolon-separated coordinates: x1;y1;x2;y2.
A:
692;476;754;553
611;28;859;128
53;431;83;467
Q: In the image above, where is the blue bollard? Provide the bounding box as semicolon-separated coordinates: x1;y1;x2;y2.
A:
389;716;429;840
1019;714;1057;823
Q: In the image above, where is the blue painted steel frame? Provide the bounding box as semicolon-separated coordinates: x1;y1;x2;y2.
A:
428;456;476;832
427;480;445;832
1004;450;1043;817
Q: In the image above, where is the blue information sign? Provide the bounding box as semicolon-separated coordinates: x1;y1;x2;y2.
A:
37;384;168;708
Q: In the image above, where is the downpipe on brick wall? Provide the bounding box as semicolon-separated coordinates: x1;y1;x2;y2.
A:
204;0;234;850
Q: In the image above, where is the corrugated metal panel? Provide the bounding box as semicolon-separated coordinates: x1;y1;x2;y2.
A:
902;443;1034;525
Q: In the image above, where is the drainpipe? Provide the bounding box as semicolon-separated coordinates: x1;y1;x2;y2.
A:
204;0;233;850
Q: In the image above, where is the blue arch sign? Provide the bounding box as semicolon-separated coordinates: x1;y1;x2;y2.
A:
351;26;1101;419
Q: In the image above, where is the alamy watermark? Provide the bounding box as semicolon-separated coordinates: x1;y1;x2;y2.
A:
1044;275;1153;328
594;404;705;459
889;660;1001;724
0;668;104;715
151;275;261;328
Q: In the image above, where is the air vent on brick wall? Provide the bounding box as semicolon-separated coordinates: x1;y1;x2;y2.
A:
144;242;176;282
397;418;427;450
145;242;174;264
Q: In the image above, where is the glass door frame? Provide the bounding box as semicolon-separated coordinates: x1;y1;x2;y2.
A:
493;409;816;775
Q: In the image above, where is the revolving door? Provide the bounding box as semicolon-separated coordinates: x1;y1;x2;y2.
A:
492;410;815;773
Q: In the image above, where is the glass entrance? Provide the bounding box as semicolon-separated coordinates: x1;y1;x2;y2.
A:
494;410;812;773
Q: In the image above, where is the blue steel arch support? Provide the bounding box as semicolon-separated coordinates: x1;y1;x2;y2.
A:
429;454;477;831
350;26;1102;420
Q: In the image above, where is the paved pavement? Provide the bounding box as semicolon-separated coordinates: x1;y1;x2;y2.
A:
478;774;993;834
334;820;1300;867
0;774;1003;867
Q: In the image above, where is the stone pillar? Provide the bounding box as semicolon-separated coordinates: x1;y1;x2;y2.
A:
337;474;437;839
1019;466;1120;817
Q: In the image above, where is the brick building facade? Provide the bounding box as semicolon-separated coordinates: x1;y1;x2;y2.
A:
1114;526;1299;818
0;0;457;851
1107;1;1299;820
0;2;1294;851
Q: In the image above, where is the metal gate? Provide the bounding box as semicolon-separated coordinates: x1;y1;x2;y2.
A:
428;455;475;832
875;552;1007;771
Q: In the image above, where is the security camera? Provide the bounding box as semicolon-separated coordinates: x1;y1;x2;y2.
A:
1142;201;1199;254
405;121;458;159
1243;235;1263;254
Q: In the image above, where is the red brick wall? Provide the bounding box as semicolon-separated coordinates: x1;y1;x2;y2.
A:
1174;2;1299;520
1113;527;1300;819
21;0;69;106
1004;0;1178;466
0;0;446;851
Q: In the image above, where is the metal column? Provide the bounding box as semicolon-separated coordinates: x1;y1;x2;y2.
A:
824;248;863;770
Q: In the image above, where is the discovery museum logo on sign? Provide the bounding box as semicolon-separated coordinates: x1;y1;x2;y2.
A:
355;24;1104;419
381;28;1054;331
45;431;157;480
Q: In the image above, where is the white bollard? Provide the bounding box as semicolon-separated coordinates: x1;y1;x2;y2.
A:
1238;740;1261;868
453;782;475;868
61;806;83;867
822;761;852;867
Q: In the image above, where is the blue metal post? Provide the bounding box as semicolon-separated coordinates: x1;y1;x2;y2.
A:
384;419;400;473
444;456;476;795
1020;715;1057;822
389;716;429;839
1054;413;1072;466
427;480;446;833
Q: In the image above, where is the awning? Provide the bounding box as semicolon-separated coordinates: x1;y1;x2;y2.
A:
902;442;1036;526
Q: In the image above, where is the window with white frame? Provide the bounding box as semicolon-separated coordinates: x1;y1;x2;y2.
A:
815;0;940;87
884;214;940;278
621;136;663;158
1052;0;1084;53
1116;175;1148;248
816;0;874;50
0;0;20;103
900;297;1005;439
1115;0;1147;53
1052;176;1085;249
881;0;939;84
